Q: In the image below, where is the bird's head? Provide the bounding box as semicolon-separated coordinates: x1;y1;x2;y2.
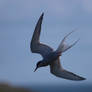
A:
34;60;43;72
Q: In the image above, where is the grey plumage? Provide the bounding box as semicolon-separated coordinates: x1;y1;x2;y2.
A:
50;58;86;81
31;13;53;58
30;13;86;81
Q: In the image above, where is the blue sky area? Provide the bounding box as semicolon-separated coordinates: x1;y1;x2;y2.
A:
0;0;92;85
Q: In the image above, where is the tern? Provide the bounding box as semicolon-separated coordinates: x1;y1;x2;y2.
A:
30;13;86;81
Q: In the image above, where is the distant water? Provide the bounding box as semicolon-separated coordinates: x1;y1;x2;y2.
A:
26;84;92;92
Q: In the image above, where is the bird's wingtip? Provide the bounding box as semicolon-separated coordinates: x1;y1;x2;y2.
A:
41;12;44;17
78;76;86;81
81;77;86;80
39;12;44;20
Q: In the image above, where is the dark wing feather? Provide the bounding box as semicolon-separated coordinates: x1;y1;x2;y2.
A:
30;13;53;58
50;58;86;81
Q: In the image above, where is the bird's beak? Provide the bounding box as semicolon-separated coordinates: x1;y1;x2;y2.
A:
34;67;38;72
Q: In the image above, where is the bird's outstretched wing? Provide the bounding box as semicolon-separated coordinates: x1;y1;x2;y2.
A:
50;58;86;81
31;13;53;58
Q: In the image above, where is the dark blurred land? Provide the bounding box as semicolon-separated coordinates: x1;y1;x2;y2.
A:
0;83;33;92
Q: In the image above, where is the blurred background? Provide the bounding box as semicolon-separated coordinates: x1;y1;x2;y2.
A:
0;0;92;92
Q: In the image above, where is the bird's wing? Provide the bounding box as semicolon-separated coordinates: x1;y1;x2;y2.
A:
56;30;79;53
31;13;53;58
50;58;86;81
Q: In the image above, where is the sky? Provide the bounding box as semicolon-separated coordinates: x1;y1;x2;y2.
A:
0;0;92;86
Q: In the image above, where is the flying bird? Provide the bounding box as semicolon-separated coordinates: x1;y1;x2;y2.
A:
30;13;86;81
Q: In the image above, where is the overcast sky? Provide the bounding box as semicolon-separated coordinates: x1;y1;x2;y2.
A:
0;0;92;85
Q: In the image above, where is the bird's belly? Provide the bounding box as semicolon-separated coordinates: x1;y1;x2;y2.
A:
44;53;60;65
